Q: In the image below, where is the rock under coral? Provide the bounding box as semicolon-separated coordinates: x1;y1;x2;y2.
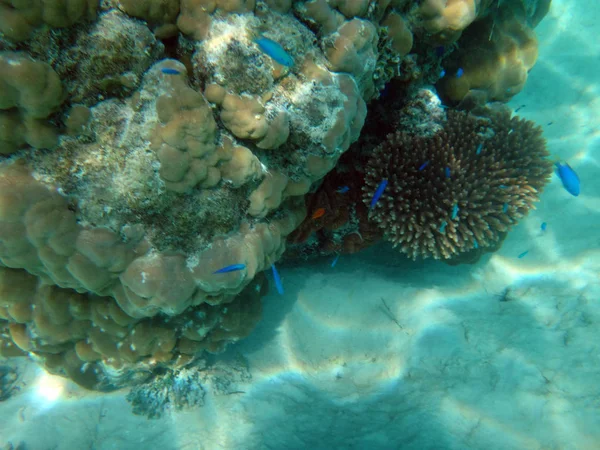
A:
363;110;552;260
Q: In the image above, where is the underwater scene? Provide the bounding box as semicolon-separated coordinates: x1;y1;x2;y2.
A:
0;0;598;448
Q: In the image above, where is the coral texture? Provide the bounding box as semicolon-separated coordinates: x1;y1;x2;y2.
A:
363;110;552;260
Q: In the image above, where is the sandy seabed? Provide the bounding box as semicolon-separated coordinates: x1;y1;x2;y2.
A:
1;1;599;449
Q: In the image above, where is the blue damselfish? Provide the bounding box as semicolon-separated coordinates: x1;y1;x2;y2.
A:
555;162;580;196
213;263;246;274
271;264;284;295
255;36;294;67
369;179;388;210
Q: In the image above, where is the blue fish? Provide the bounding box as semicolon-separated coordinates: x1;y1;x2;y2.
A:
502;203;508;213
369;179;388;210
451;204;459;220
445;167;451;178
541;222;547;231
440;69;446;78
418;161;429;171
499;185;507;189
473;240;479;249
336;186;350;194
255;36;294;67
476;143;483;155
456;68;464;78
161;67;181;75
213;263;246;274
439;221;448;233
555;162;580;196
518;250;529;259
271;264;284;295
331;254;340;268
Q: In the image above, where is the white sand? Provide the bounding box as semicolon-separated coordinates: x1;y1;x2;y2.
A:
1;1;599;449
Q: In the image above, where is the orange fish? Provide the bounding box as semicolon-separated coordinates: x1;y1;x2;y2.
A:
311;208;326;219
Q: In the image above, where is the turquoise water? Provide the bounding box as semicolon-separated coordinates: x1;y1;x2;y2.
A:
0;1;599;449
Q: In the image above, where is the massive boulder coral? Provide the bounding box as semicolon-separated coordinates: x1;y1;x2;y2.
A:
0;51;64;153
0;0;98;42
362;110;552;260
437;1;547;105
0;265;266;390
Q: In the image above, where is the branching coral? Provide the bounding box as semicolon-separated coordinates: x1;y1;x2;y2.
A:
362;110;552;260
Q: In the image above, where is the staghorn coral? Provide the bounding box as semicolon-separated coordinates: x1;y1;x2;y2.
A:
362;110;552;260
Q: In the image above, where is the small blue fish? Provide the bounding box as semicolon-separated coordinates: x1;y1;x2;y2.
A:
161;67;181;75
541;222;547;231
473;240;479;249
331;254;340;268
451;204;459;220
555;162;580;196
518;250;529;259
499;185;507;189
271;264;284;295
445;167;451;178
439;221;448;233
255;36;294;67
440;69;446;78
502;203;508;213
476;143;483;155
213;263;246;274
369;179;388;210
418;161;429;171
336;186;350;194
456;68;464;78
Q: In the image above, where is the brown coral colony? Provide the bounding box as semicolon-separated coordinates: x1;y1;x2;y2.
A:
363;111;552;260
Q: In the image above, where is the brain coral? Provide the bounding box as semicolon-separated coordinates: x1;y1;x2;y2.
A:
363;110;552;260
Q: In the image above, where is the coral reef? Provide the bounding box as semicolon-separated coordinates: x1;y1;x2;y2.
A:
363;109;552;260
0;0;553;389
